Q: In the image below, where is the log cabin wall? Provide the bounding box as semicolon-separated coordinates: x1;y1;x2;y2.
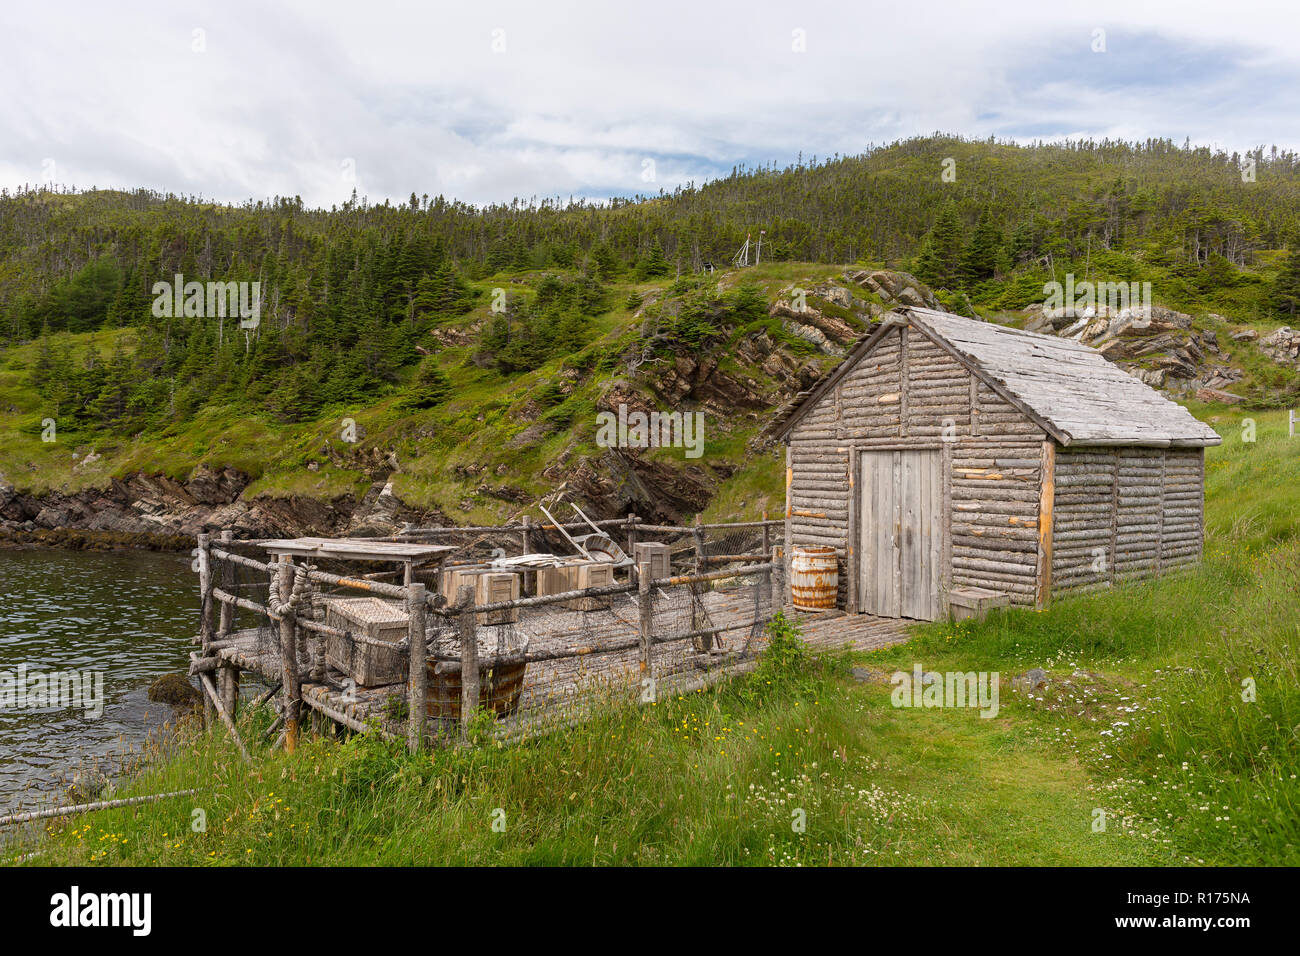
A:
785;324;1048;612
1051;446;1205;595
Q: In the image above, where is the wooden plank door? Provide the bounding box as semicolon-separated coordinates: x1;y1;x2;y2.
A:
859;450;942;620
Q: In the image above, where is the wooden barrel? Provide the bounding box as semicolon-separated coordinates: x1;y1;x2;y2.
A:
426;660;528;721
790;546;838;610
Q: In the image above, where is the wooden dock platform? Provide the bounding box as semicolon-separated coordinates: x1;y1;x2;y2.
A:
208;599;912;741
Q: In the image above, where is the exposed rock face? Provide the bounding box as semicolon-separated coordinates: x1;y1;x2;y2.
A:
1259;327;1300;368
0;464;445;544
1196;387;1246;404
635;352;770;413
555;449;715;524
1022;302;1251;401
769;293;862;356
843;269;945;312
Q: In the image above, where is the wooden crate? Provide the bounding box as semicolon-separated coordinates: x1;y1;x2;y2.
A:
324;597;409;687
440;566;488;602
633;542;672;580
946;587;1009;622
475;571;520;625
439;567;520;624
536;560;614;611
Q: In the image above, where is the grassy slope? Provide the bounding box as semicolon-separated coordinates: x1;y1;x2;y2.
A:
1;263;860;522
7;256;1295;526
17;413;1298;867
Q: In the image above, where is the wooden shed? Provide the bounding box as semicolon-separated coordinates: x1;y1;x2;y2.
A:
770;307;1221;620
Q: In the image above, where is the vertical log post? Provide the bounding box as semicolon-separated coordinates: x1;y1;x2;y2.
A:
457;584;478;743
197;532;216;727
770;545;785;621
637;558;654;683
407;582;427;753
761;511;775;622
521;514;532;554
625;512;637;559
216;529;240;718
277;555;300;754
784;445;793;609
691;515;710;652
216;529;233;637
1036;440;1056;610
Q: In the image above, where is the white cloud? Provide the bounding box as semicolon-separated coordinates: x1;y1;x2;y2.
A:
2;0;1298;207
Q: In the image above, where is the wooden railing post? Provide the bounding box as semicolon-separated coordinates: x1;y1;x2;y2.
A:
277;555;300;754
407;582;427;753
772;545;786;616
457;584;478;743
521;514;532;554
637;558;654;684
217;529;233;636
626;513;637;559
690;517;710;652
216;529;240;718
197;532;216;726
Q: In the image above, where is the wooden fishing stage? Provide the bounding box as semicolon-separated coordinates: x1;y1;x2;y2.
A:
189;516;911;754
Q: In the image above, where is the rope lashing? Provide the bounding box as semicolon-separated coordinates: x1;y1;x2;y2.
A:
268;563;315;616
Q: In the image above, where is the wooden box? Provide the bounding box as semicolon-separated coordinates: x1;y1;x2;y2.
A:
324;597;409;687
536;560;614;611
440;566;488;603
633;542;672;581
440;567;520;624
474;571;520;625
946;587;1010;623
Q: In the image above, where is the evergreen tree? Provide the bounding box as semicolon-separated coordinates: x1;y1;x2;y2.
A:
405;357;453;408
636;238;671;279
959;212;1003;287
1269;247;1300;318
913;205;964;289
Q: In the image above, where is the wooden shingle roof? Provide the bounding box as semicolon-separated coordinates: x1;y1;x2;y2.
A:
772;308;1223;448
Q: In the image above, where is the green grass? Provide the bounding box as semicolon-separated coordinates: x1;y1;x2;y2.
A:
864;409;1300;864
17;618;1154;867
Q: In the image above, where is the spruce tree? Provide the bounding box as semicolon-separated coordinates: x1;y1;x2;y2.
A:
1269;247;1300;318
959;212;1003;287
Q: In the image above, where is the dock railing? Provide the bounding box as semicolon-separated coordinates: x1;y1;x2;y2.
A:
193;517;787;754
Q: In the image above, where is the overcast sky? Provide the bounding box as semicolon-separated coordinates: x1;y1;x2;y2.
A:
3;0;1298;209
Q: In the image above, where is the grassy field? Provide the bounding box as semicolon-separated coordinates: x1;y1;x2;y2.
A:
16;620;1156;867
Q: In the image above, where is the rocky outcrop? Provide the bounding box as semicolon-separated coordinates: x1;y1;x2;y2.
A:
0;465;435;545
769;295;861;356
1259;327;1300;369
643;352;770;413
843;269;945;311
1021;302;1250;400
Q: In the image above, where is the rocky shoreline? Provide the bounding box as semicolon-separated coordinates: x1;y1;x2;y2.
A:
0;465;385;549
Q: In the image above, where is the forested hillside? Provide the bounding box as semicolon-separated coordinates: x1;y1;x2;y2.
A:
2;134;1299;538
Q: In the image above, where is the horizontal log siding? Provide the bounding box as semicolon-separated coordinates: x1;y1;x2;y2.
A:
1052;447;1205;595
787;439;851;605
838;330;902;440
1051;450;1115;591
1161;449;1205;569
788;324;1047;610
906;333;971;436
949;436;1045;605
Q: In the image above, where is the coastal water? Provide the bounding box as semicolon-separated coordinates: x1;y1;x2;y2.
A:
0;548;196;815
